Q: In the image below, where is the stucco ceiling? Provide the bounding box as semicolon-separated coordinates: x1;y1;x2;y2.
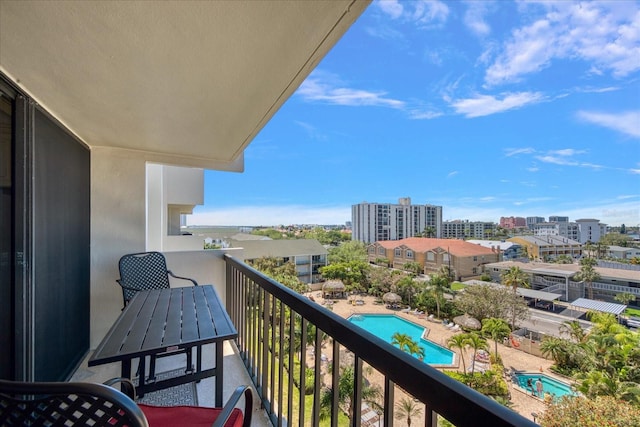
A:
0;1;369;170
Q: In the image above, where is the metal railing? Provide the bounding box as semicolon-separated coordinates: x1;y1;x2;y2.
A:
225;254;535;427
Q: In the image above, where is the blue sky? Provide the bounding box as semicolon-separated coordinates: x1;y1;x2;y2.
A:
190;0;640;228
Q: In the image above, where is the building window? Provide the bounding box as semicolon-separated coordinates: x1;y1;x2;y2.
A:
379;247;385;255
395;249;402;257
406;250;413;258
473;256;477;261
427;252;434;261
443;253;449;262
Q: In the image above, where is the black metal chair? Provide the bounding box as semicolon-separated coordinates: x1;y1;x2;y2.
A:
0;378;253;427
117;251;199;307
116;251;199;381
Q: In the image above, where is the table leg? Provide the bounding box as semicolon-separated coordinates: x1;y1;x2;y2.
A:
215;342;223;407
138;356;147;398
121;358;132;395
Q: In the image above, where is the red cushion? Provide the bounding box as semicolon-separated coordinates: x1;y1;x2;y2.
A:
138;404;243;427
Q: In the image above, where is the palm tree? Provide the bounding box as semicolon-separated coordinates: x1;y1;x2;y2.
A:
573;257;600;299
540;336;571;367
481;318;511;362
407;341;426;361
391;332;413;353
559;320;587;343
465;333;488;375
447;333;469;373
614;292;636;307
500;266;530;329
395;397;423;426
428;272;451;319
319;365;382;423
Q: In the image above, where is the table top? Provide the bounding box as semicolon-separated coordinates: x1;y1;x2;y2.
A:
89;285;237;366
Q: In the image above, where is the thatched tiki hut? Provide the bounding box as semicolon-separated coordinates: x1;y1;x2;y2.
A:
322;280;346;299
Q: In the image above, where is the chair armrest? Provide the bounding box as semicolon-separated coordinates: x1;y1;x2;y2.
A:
103;377;137;400
116;279;143;292
167;270;199;286
212;385;253;427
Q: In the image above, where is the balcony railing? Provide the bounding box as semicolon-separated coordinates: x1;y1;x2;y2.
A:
224;255;535;427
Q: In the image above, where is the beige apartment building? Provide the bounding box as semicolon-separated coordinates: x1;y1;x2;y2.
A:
368;237;500;281
508;235;582;261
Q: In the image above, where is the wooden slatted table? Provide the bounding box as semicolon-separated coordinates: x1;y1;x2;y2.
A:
89;285;237;406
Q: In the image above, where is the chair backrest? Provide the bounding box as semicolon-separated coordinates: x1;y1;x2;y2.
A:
118;251;171;304
0;379;148;427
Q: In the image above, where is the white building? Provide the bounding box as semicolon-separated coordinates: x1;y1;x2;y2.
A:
442;220;496;240
532;218;606;243
351;198;442;244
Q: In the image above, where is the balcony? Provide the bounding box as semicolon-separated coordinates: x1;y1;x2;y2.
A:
223;255;535;426
71;251;535;426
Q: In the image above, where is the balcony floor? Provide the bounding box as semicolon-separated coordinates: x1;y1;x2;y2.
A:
71;341;271;426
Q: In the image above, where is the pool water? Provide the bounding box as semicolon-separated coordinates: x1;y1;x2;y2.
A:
348;314;454;365
514;373;575;398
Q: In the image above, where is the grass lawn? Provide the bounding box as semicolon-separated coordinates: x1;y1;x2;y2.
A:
451;282;467;291
625;307;640;317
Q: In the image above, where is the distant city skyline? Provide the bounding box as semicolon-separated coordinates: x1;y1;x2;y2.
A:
189;1;640;228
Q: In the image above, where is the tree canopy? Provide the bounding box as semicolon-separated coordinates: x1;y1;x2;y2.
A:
327;240;368;264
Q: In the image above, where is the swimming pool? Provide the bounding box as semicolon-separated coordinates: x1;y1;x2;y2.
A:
514;373;576;399
348;314;455;366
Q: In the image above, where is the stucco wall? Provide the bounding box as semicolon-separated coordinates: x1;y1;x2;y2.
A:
91;147;147;348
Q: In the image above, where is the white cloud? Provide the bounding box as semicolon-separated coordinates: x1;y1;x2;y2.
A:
485;2;640;85
464;2;492;37
377;0;404;19
297;76;405;109
377;0;449;27
504;147;536;157
408;109;443;120
451;92;544;117
447;171;459;178
576;110;640;138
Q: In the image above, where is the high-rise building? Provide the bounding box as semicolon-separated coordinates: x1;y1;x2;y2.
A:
526;216;545;230
351;198;442;244
548;216;569;223
442;220;496;239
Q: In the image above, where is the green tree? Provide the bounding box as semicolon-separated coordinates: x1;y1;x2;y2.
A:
465;333;488;375
319;365;382;424
481;318;511;361
395;397;423;426
573;257;600;300
614;292;636;306
500;266;530;329
403;261;423;276
540;336;574;368
455;284;527;323
249;256;307;293
425;226;436;238
447;334;469;373
539;395;640;427
428;272;451;319
559;320;587;343
367;266;405;297
327;240;368;264
319;260;370;292
391;332;414;353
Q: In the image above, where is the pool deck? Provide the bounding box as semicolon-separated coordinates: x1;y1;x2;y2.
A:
311;292;562;424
